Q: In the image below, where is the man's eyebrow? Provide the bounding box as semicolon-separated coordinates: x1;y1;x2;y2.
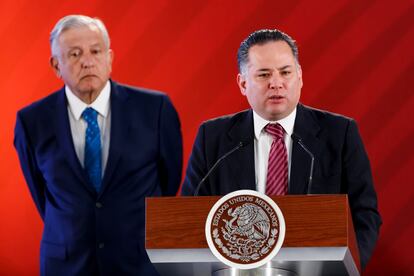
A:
67;46;81;51
90;43;102;48
278;65;292;71
255;66;293;72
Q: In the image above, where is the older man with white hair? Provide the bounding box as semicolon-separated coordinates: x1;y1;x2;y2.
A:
14;15;182;275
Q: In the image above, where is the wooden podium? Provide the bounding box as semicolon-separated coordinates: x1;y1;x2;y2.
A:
146;195;360;276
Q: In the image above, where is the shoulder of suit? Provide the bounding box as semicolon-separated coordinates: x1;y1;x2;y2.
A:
111;81;168;100
17;88;62;118
299;104;355;126
201;109;251;127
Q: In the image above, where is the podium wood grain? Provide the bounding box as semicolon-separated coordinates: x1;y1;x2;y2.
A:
146;195;360;272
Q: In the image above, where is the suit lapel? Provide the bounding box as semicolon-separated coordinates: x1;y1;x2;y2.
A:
227;110;256;191
53;88;96;195
290;104;321;194
99;81;129;196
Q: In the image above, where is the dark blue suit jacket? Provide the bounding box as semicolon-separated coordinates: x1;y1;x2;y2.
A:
181;104;381;269
14;81;182;275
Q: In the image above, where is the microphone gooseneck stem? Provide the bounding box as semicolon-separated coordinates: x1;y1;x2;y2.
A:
194;141;245;196
292;134;315;194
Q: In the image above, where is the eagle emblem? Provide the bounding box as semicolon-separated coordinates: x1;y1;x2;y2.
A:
206;190;285;269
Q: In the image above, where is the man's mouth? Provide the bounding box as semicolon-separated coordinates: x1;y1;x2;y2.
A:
268;95;284;100
81;74;97;80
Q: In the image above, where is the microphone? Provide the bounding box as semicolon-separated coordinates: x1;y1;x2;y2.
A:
193;140;251;196
291;133;314;194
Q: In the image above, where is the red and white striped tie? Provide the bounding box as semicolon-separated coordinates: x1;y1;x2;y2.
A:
265;123;288;195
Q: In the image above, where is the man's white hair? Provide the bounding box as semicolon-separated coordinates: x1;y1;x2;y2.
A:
50;15;110;56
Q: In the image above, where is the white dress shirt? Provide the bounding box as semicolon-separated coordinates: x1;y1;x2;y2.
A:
65;81;111;175
253;108;297;194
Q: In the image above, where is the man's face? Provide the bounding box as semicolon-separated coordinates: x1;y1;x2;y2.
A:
237;40;303;121
51;25;113;99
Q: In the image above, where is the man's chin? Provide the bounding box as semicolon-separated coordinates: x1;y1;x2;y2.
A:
78;81;103;94
78;86;98;95
263;107;286;120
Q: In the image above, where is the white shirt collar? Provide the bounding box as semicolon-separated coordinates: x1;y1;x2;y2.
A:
65;81;111;120
253;107;297;139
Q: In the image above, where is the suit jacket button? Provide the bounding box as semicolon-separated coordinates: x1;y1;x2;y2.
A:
98;243;105;249
96;202;103;208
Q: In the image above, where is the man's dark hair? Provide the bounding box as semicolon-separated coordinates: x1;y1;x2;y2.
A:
237;29;299;73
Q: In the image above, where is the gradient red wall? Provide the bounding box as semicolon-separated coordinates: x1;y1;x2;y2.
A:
1;0;413;274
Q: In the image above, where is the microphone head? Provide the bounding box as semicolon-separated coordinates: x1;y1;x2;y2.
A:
239;138;253;147
291;133;302;142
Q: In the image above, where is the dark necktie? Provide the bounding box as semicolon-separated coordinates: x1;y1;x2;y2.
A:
82;107;102;192
265;123;288;195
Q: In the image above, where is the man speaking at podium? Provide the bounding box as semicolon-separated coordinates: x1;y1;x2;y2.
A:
14;15;182;275
181;29;381;269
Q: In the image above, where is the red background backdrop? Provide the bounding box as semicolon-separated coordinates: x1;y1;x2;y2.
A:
1;0;413;274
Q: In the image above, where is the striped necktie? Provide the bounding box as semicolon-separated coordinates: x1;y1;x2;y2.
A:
82;107;102;192
265;123;288;195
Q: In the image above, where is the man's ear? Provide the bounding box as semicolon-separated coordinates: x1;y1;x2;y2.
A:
237;73;247;96
108;49;114;64
297;64;303;89
108;49;114;73
50;56;61;78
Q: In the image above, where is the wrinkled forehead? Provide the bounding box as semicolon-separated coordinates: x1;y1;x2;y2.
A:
52;23;107;55
59;25;105;51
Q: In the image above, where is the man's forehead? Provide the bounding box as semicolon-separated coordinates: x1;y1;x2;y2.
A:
248;40;294;58
246;54;296;68
59;25;103;41
246;44;296;68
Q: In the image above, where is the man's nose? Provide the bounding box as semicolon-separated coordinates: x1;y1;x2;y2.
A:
269;75;283;90
81;53;95;68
